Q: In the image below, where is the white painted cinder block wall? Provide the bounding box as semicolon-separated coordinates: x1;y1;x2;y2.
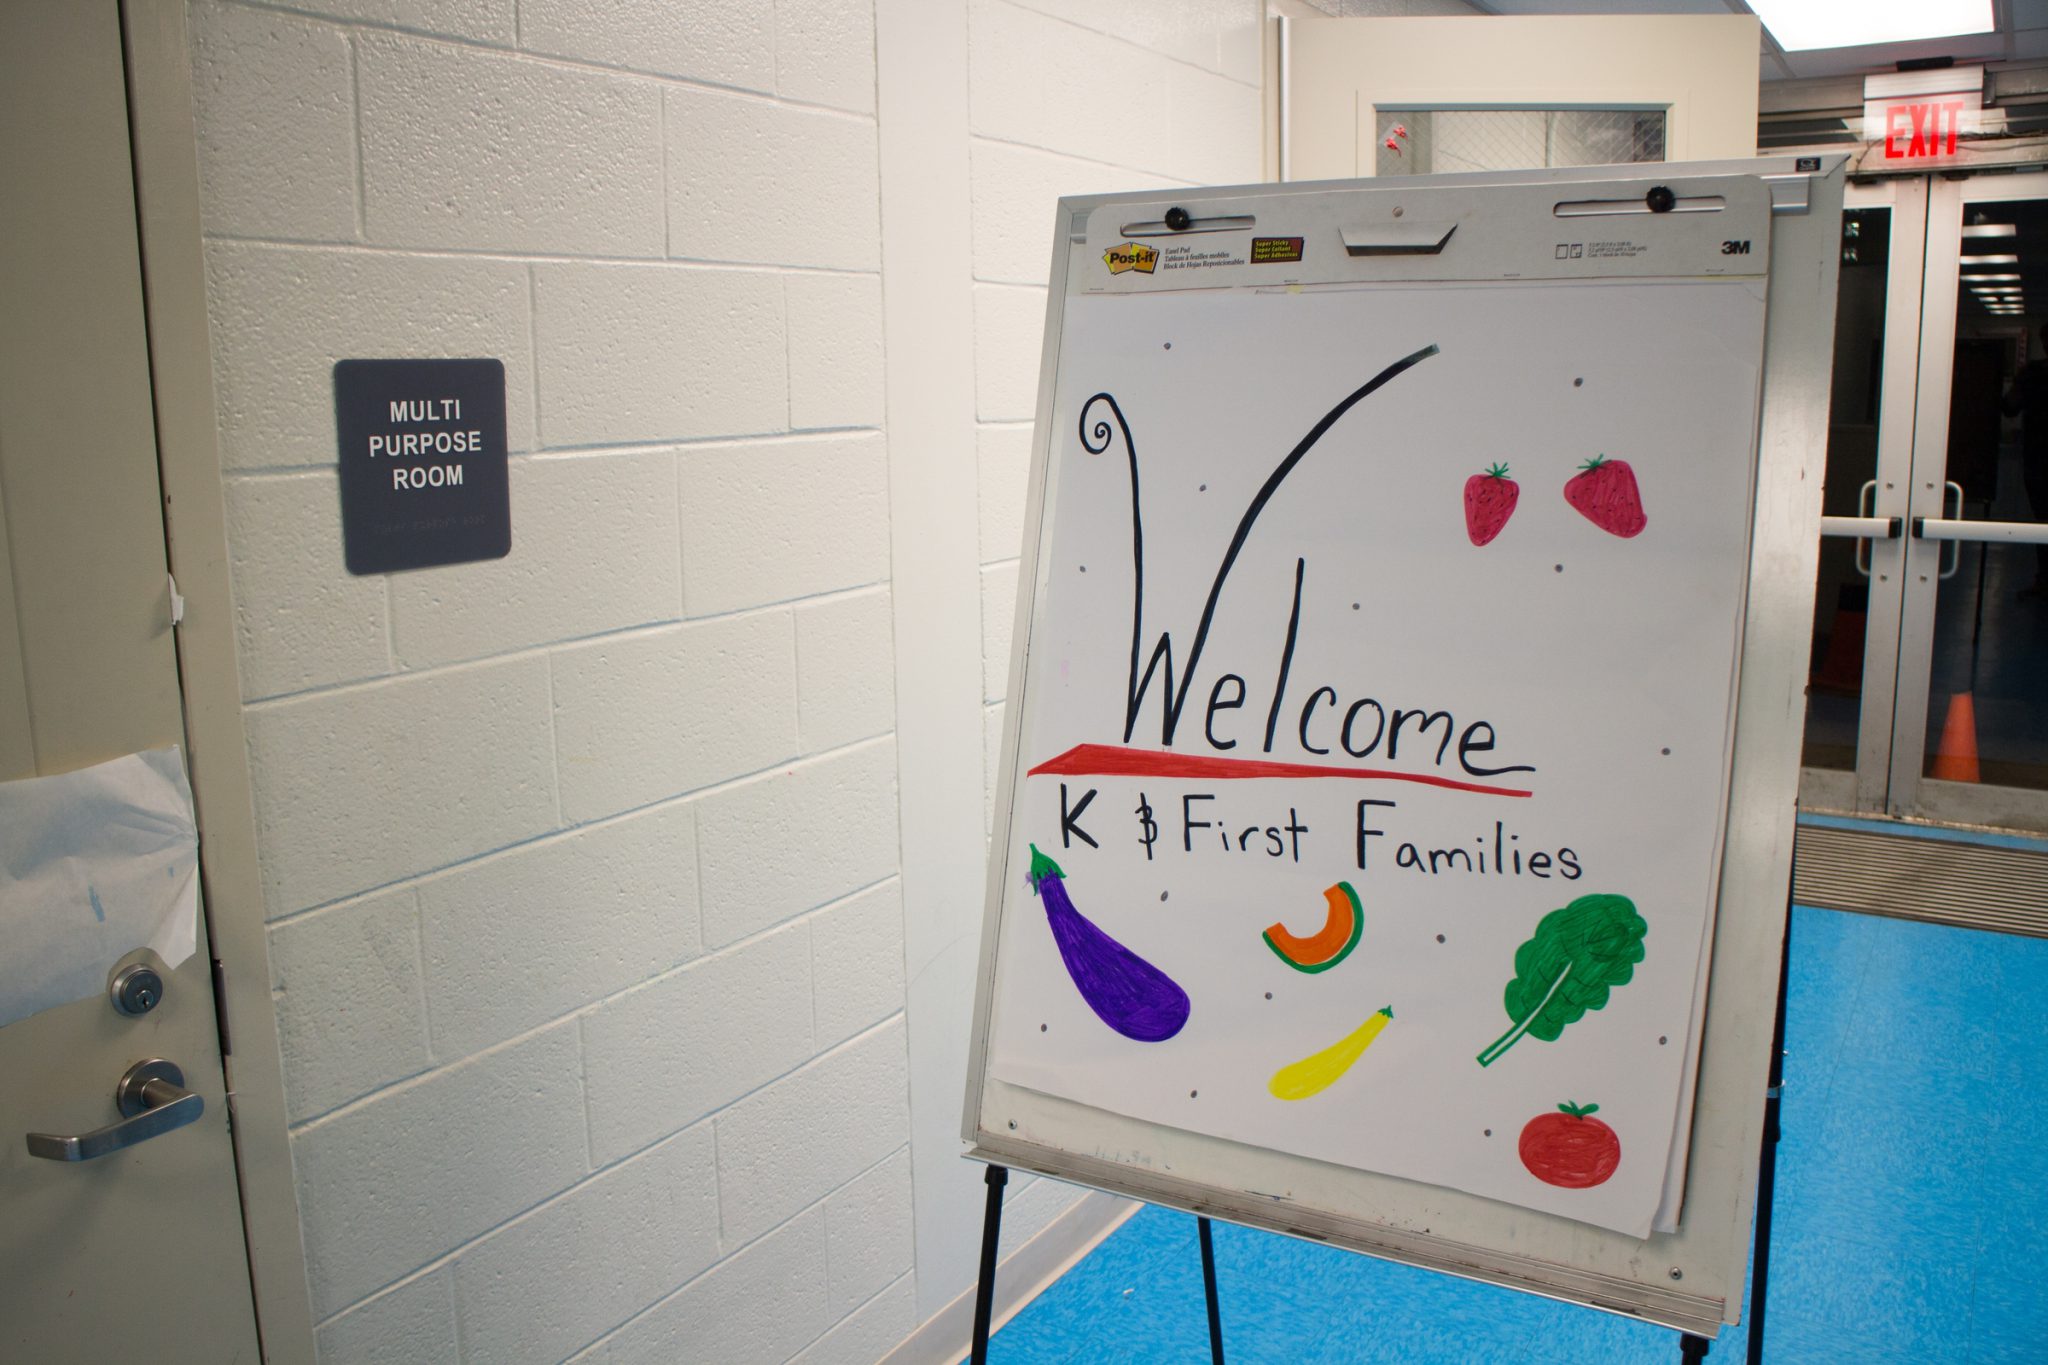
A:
184;0;1260;1359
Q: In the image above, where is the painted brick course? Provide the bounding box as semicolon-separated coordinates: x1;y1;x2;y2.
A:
267;888;429;1123
417;803;702;1059
449;1124;721;1362
786;272;887;430
787;1276;918;1365
713;1020;910;1246
312;1268;458;1365
533;261;788;447
548;610;799;823
189;3;359;242
517;0;776;90
972;281;1049;422
224;472;392;699
811;879;907;1046
184;0;1261;1355
677;434;891;615
795;589;897;754
775;0;879;114
244;657;559;917
357;34;665;255
291;1021;588;1318
664;86;881;270
388;449;683;668
695;740;900;948
824;1147;915;1316
205;242;537;469
580;920;815;1167
977;423;1032;562
581;1208;831;1363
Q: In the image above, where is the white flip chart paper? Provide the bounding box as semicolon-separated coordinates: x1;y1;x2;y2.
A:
983;277;1767;1237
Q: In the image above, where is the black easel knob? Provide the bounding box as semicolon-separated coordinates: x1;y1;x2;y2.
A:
1645;186;1677;214
1164;206;1193;231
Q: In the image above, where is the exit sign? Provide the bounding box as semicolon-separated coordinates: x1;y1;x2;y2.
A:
1878;99;1968;159
1863;67;1985;167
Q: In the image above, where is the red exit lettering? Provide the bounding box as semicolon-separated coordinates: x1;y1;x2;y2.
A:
1883;100;1967;159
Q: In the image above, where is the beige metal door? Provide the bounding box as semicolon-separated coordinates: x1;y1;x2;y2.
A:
0;1;263;1357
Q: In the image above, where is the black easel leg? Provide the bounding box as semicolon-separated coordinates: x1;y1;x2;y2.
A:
1197;1215;1225;1365
1746;895;1795;1365
1680;1332;1712;1363
971;1164;1008;1365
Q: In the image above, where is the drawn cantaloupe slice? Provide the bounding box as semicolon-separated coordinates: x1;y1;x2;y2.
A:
1262;881;1363;973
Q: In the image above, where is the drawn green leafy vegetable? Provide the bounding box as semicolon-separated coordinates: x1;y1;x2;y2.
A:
1476;893;1647;1068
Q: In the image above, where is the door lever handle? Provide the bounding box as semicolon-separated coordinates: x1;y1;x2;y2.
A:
25;1059;203;1161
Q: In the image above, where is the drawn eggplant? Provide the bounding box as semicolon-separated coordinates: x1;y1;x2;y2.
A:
1028;844;1190;1043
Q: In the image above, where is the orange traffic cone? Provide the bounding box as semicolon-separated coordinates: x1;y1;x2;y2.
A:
1929;691;1981;783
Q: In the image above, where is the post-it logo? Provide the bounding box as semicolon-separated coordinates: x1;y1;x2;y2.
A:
1104;243;1159;275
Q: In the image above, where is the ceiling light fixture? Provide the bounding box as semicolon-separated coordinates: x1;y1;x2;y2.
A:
1962;224;2018;238
1961;254;2021;265
1746;0;1992;52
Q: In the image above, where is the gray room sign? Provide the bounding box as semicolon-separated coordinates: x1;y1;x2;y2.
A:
334;357;511;574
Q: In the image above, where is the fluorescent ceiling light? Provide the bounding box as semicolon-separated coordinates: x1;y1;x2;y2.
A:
1962;254;2021;264
1965;273;2022;281
1963;224;2018;238
1748;0;1992;52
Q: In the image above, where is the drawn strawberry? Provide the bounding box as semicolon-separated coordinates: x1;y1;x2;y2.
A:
1463;463;1519;546
1563;455;1647;538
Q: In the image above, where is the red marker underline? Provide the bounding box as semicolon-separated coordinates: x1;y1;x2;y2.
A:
1026;743;1534;798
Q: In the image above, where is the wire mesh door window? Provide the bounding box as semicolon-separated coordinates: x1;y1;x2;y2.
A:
1375;109;1666;176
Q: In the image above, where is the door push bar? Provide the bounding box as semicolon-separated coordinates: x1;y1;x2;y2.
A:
1913;516;2048;546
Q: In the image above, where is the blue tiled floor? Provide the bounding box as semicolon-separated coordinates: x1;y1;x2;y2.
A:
975;907;2048;1364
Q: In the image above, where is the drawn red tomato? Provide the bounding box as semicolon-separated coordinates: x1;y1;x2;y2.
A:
1518;1101;1621;1189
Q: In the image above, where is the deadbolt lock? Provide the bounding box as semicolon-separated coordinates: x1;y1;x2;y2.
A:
107;950;167;1017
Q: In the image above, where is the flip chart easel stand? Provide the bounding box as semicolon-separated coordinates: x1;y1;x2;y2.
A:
968;1165;1006;1361
961;153;1845;1354
967;1166;1230;1365
1743;886;1795;1365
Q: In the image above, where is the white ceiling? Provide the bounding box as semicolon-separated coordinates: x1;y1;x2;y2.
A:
1465;0;2048;82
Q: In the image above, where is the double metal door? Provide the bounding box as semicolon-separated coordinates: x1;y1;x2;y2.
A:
1803;172;2048;837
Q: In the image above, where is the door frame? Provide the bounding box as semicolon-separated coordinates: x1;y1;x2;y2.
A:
1894;170;2048;832
1803;175;1931;819
121;2;315;1357
1810;168;2048;835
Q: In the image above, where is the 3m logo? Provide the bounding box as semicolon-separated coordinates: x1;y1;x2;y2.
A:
1104;243;1159;274
1721;240;1752;256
